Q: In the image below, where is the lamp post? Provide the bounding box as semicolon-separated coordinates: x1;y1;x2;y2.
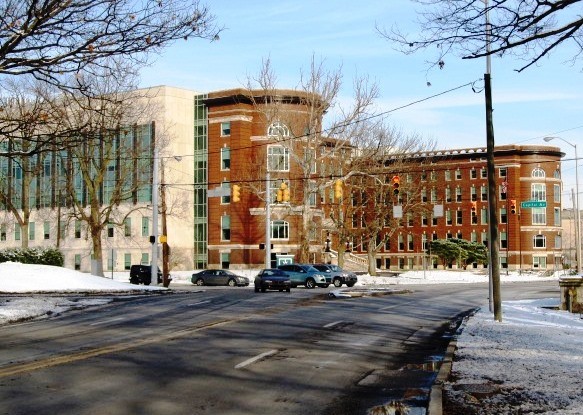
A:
544;136;581;274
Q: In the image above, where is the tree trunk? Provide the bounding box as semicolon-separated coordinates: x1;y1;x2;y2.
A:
90;228;104;277
367;242;376;276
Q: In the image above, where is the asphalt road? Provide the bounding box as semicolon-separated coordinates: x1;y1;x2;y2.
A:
0;281;559;415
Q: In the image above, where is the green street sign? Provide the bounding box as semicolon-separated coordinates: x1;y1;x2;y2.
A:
521;200;547;208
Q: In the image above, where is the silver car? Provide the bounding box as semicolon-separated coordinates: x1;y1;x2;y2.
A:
191;269;249;287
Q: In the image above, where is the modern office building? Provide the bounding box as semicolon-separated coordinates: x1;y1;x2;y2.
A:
0;85;567;273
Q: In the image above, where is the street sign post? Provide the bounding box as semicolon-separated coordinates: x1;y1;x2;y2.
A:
520;200;547;208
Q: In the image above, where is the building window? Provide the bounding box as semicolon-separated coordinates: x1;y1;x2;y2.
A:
470;168;477;179
446;209;452;225
554;208;561;226
471;186;477;201
471;231;477;243
29;222;35;241
220;252;230;269
456;210;463;225
431;188;437;203
271;220;289;239
455;187;462;202
398;234;404;251
421;188;427;203
124;218;131;237
532;167;545;178
141;217;149;237
455;169;462;180
430;170;437;181
74;254;81;271
554;184;561;203
421;214;428;226
445;187;452;203
141;253;149;265
108;223;114;238
481;185;488;201
533;256;547;269
481;232;488;247
267;121;290;138
44;221;50;240
124;253;131;270
75;220;82;239
500;208;507;224
221;147;231;170
407;234;414;251
499;167;507;178
0;224;5;241
555;235;562;249
531;183;546;201
500;231;507;249
500;256;508;269
59;222;67;240
422;234;428;251
221;215;231;241
15;224;20;241
221;181;231;204
532;207;546;225
499;185;507;200
445;170;451;181
533;234;546;248
220;122;231;137
481;208;488;225
481;167;487;179
267;146;290;171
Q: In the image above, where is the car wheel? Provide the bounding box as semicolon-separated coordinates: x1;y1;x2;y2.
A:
261;287;267;293
346;282;355;287
333;278;342;287
286;287;291;292
227;278;236;287
279;289;283;292
195;278;204;286
305;278;316;289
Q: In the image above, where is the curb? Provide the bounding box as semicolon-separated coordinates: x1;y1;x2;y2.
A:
427;339;457;415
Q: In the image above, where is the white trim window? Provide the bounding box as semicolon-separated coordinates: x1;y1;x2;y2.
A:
271;220;289;239
267;121;290;138
532;167;545;178
533;255;547;269
267;146;290;171
531;183;546;201
533;234;546;248
221;215;231;241
220;147;230;170
531;207;546;225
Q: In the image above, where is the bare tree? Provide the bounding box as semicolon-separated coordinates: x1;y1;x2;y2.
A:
246;56;379;263
0;0;220;85
53;67;159;276
381;0;583;72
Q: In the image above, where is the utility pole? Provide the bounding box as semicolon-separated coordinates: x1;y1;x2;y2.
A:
265;171;271;268
151;139;159;285
484;0;502;321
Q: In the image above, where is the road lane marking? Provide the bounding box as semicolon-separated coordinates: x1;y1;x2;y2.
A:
90;317;124;326
323;321;344;329
379;304;401;311
0;319;234;378
235;349;278;369
188;300;211;306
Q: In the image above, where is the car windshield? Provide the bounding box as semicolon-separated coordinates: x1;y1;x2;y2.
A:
313;265;329;272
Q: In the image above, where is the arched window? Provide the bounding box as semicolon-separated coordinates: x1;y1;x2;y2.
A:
532;167;545;178
271;220;289;239
553;169;561;179
267;121;290;138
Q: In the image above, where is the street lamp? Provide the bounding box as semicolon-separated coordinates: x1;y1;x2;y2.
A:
544;136;581;274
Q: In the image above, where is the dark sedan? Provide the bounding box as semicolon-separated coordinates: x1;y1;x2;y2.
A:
191;269;249;287
254;269;292;293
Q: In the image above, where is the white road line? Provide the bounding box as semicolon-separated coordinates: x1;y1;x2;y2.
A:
90;317;124;326
323;320;344;329
235;349;278;369
379;304;401;311
188;300;211;306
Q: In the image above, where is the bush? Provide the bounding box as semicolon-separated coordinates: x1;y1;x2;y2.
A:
0;247;64;266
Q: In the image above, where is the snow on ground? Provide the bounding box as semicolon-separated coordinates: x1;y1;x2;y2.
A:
1;261;582;413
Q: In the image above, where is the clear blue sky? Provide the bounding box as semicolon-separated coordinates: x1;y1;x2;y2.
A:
140;0;583;198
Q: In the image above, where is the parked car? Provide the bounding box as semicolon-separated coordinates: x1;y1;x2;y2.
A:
191;269;249;287
254;269;292;292
277;264;328;288
312;264;358;287
129;264;162;285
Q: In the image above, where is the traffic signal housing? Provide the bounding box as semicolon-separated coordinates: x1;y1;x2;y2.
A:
510;199;517;214
392;175;400;196
334;179;343;200
232;184;241;203
277;182;290;202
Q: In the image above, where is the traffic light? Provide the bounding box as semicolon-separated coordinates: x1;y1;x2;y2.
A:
510;199;517;214
334;179;343;200
277;182;290;202
232;184;241;203
471;201;477;215
392;175;400;196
